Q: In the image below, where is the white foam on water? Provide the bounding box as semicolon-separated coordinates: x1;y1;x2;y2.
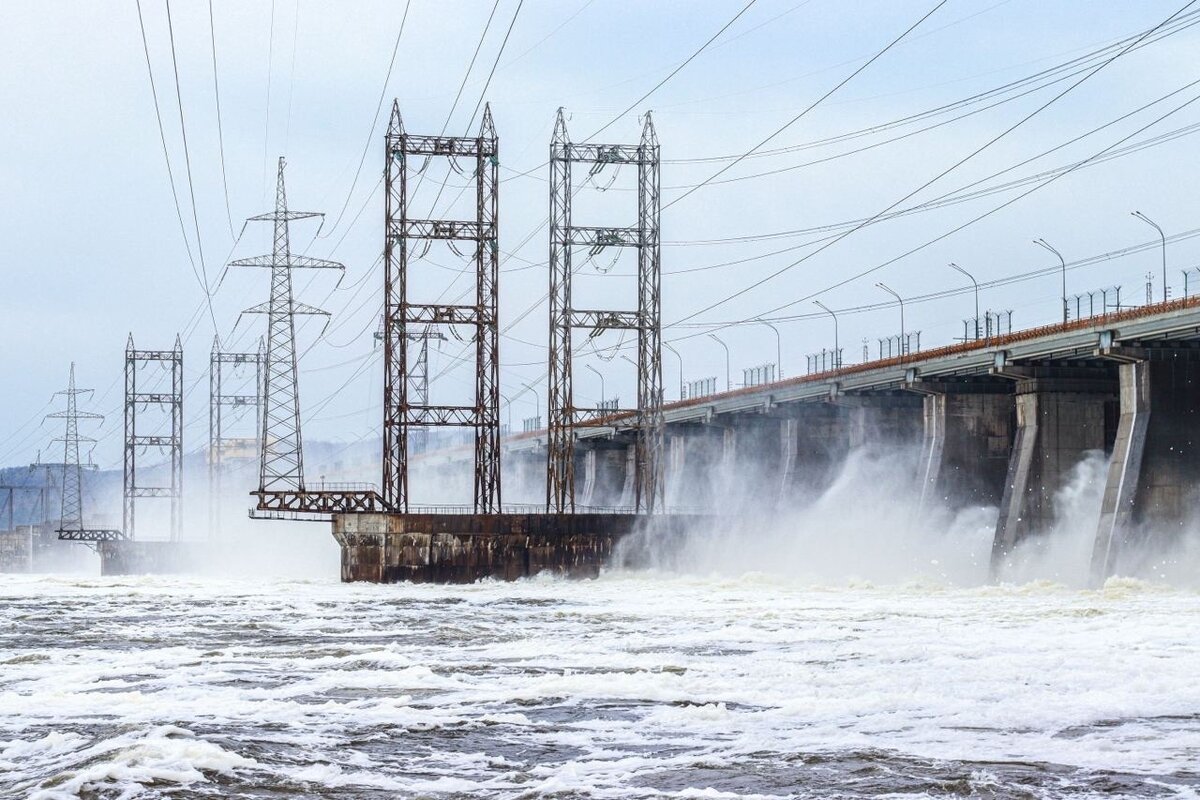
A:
17;725;255;799
3;471;1200;800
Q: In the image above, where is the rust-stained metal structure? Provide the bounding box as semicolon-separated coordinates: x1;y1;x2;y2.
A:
208;336;265;536
48;363;124;544
546;109;664;514
382;102;501;513
123;335;184;541
233;157;384;517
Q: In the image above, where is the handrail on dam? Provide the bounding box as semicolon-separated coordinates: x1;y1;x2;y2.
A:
402;503;704;515
491;293;1200;442
395;293;1200;470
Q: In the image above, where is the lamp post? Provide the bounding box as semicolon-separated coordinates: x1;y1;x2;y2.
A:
876;282;905;360
813;301;839;371
499;392;512;429
948;262;980;340
619;354;640;401
1033;238;1067;324
1132;210;1167;303
755;319;782;379
662;341;684;400
519;380;540;426
708;333;731;391
584;364;604;406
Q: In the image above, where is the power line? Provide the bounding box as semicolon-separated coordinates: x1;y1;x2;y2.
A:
584;0;759;142
642;98;1200;262
671;0;1200;327
320;0;413;238
663;0;948;211
463;0;524;131
422;0;929;388
261;0;276;204
441;0;501;137
133;0;212;327
664;9;1200;165
498;0;593;70
164;0;216;333
683;228;1200;328
283;0;301;152
207;0;235;239
678;85;1200;341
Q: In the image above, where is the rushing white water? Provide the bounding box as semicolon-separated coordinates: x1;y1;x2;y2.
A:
2;570;1199;799
5;447;1200;798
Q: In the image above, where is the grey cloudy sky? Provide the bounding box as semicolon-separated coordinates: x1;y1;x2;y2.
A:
1;0;1196;470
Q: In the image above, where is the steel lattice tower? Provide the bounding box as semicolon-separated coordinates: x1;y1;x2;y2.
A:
47;363;122;542
383;102;501;513
547;110;664;514
208;336;265;536
407;327;446;455
233;157;344;509
124;335;184;541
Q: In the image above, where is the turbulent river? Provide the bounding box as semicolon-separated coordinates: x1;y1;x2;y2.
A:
3;562;1199;799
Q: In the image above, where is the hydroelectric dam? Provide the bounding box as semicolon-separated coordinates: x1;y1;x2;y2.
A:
12;105;1200;586
400;295;1200;586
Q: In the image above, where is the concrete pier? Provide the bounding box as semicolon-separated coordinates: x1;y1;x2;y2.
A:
836;392;924;450
991;365;1118;572
664;423;725;507
778;402;845;502
775;394;923;507
1092;347;1200;580
910;379;1015;511
578;440;631;507
332;512;699;583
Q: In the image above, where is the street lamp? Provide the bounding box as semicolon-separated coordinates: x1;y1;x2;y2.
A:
499;392;512;429
662;341;684;400
584;364;605;406
707;333;731;391
1132;211;1167;303
948;262;980;340
519;380;540;422
1033;238;1067;324
813;301;839;371
754;319;782;379
876;282;905;360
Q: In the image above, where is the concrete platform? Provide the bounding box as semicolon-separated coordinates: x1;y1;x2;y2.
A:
332;512;701;583
98;540;196;576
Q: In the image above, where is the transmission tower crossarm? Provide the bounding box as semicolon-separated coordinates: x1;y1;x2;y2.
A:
45;410;103;420
229;254;345;269
242;300;330;316
246;209;323;222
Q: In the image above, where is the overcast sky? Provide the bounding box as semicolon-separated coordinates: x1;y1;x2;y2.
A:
1;0;1197;470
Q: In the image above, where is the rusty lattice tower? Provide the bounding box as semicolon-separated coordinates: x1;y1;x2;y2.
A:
546;110;664;513
124;335;184;541
208;336;265;536
383;102;501;513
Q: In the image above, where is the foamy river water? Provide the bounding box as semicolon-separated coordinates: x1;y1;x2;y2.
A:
2;569;1199;799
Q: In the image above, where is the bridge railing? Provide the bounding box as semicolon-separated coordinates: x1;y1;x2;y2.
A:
400;294;1200;459
402;503;705;515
